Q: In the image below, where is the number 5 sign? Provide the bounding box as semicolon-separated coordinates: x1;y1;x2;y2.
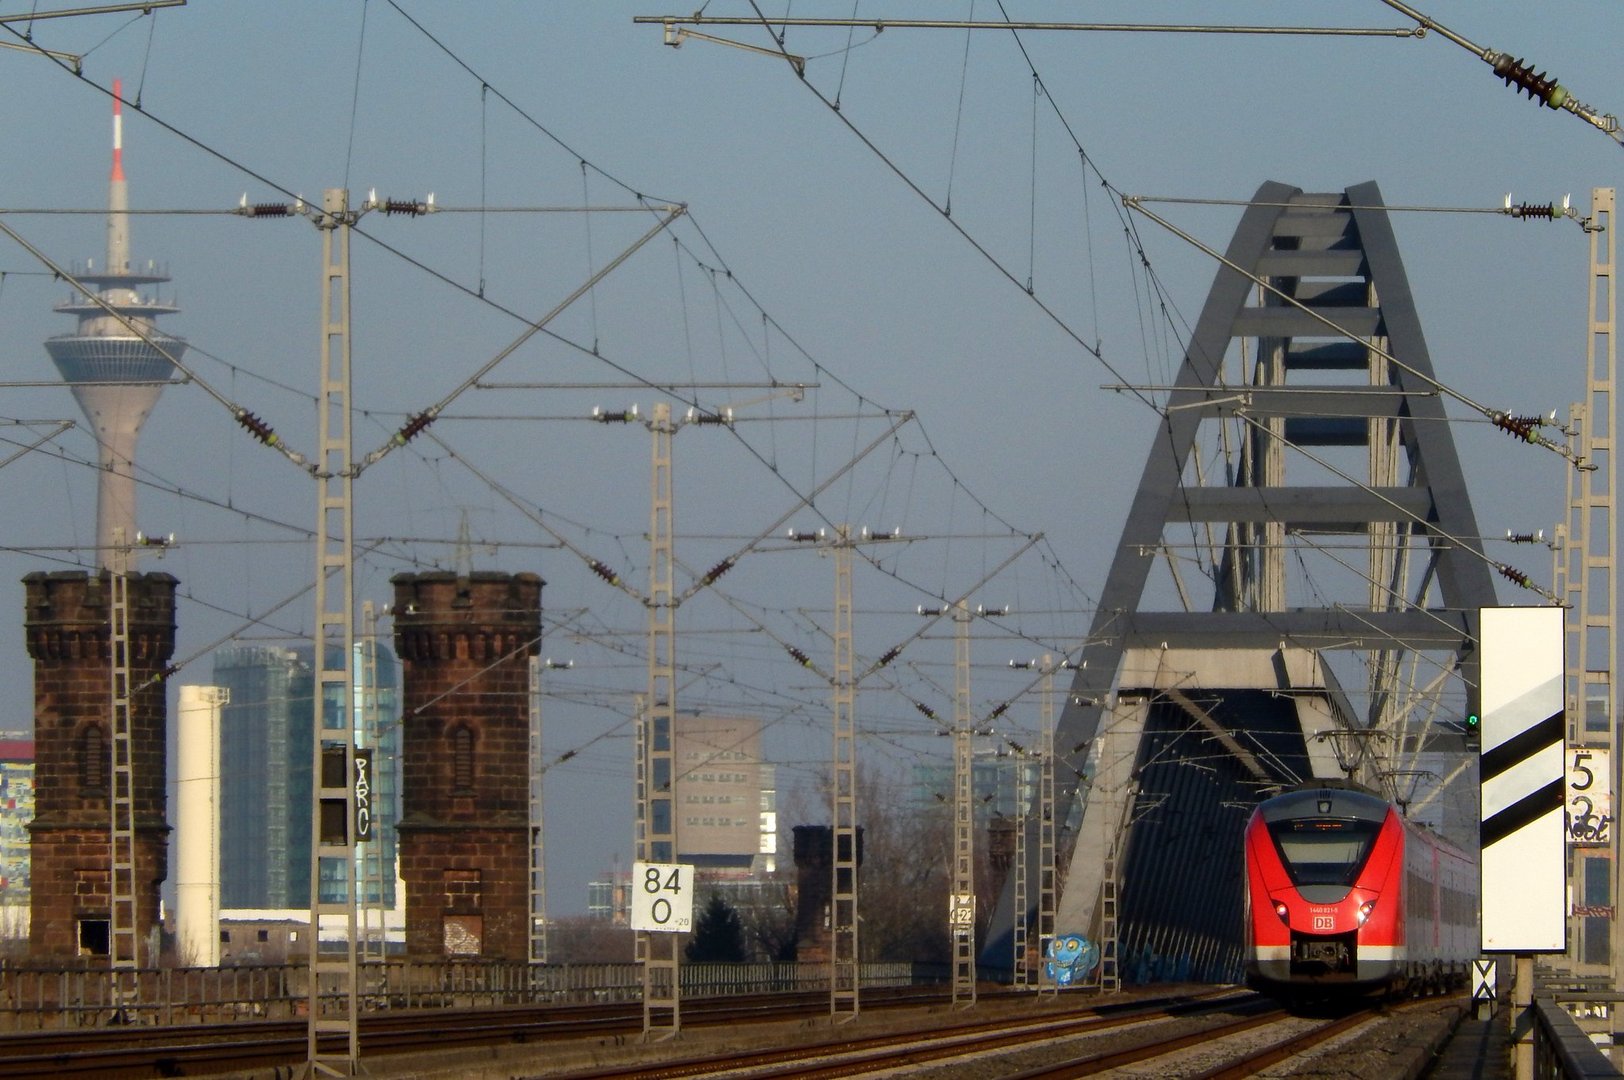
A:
1566;747;1612;846
631;861;696;932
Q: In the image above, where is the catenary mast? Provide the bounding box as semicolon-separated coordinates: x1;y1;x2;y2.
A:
44;78;184;566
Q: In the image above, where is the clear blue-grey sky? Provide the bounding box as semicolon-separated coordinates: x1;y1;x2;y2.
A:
0;2;1616;913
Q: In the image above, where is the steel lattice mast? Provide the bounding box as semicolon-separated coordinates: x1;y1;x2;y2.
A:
108;529;136;979
831;525;859;1019
307;188;360;1076
641;402;680;1037
1558;188;1618;980
951;601;975;1005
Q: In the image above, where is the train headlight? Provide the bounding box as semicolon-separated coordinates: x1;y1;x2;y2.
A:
1273;901;1289;926
1357;900;1376;926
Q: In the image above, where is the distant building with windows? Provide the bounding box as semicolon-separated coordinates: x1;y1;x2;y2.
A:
586;712;779;921
586;871;630;924
0;741;34;934
674;712;775;873
911;758;1040;825
211;642;400;910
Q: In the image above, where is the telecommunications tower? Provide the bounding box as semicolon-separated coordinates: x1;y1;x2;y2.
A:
44;78;185;566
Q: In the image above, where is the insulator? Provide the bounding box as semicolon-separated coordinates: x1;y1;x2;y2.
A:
392;410;435;447
1508;202;1557;221
588;560;621;586
558;749;577;763
876;646;901;668
1497;563;1534;589
988;703;1009;721
241;202;292;218
700;557;734;585
785;645;812;667
1491;54;1569;110
914;701;938;720
234;408;280;447
1491;412;1537;442
383;198;425;216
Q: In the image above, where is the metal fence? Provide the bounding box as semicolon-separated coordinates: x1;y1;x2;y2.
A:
0;959;933;1031
1533;995;1622;1079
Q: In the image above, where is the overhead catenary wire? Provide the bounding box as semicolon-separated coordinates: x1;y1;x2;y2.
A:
5;6;1102;806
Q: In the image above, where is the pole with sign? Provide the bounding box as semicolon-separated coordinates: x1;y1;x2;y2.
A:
631;862;696;934
1480;606;1567;1080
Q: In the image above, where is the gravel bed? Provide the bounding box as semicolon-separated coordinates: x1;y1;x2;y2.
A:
878;994;1276;1080
886;992;1466;1080
1258;995;1466;1080
218;984;1295;1080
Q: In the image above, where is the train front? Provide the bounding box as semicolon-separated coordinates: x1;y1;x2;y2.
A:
1244;786;1405;991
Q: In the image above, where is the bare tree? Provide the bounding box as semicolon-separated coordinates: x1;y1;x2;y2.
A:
546;916;636;963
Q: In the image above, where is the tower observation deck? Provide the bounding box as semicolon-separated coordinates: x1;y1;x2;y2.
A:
43;78;185;567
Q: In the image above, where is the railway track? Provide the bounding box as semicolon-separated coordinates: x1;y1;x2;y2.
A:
535;991;1446;1079
0;983;960;1078
0;984;1435;1078
533;988;1261;1079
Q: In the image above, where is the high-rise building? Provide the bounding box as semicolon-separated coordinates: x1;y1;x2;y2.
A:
911;758;1040;825
674;712;776;873
211;641;400;910
42;79;184;567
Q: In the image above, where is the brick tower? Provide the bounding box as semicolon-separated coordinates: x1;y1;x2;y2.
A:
392;571;540;962
24;569;177;961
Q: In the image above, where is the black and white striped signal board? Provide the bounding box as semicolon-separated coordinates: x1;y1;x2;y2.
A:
1479;606;1567;953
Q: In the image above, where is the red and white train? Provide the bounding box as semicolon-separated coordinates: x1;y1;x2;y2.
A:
1243;783;1477;998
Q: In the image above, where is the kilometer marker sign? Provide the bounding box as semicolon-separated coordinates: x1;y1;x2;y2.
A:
631;861;696;933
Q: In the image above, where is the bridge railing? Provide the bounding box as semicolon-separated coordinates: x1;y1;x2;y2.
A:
0;959;933;1030
1532;995;1622;1079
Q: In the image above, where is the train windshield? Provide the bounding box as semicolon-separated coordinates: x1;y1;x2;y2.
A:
1267;818;1381;887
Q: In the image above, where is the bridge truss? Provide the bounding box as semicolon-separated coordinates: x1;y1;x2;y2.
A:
987;181;1500;980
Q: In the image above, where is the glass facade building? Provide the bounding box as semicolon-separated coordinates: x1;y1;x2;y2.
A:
212;643;400;909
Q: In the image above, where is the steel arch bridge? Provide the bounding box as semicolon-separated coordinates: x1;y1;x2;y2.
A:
986;180;1499;983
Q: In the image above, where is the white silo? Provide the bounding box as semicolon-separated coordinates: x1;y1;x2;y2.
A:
175;685;224;967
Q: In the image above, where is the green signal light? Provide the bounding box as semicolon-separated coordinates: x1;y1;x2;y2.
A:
1466;712;1481;729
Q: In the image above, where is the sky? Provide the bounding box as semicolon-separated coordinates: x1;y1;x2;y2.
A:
0;2;1618;915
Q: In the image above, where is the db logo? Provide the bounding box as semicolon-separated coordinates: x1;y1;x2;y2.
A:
1313;915;1335;930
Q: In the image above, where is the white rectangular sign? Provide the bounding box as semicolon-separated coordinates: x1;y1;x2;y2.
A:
630;861;696;933
1479;607;1567;953
1566;747;1612;845
949;893;975;929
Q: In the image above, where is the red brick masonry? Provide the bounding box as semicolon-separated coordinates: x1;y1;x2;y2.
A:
24;570;176;962
392;572;541;962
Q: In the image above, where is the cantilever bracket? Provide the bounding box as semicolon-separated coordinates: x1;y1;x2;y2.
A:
662;21;806;76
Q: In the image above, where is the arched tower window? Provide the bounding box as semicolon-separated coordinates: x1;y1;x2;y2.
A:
451;725;475;794
80;724;108;791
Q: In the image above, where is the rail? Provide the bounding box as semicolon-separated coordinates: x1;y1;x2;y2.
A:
1532;995;1622;1079
0;959;938;1031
